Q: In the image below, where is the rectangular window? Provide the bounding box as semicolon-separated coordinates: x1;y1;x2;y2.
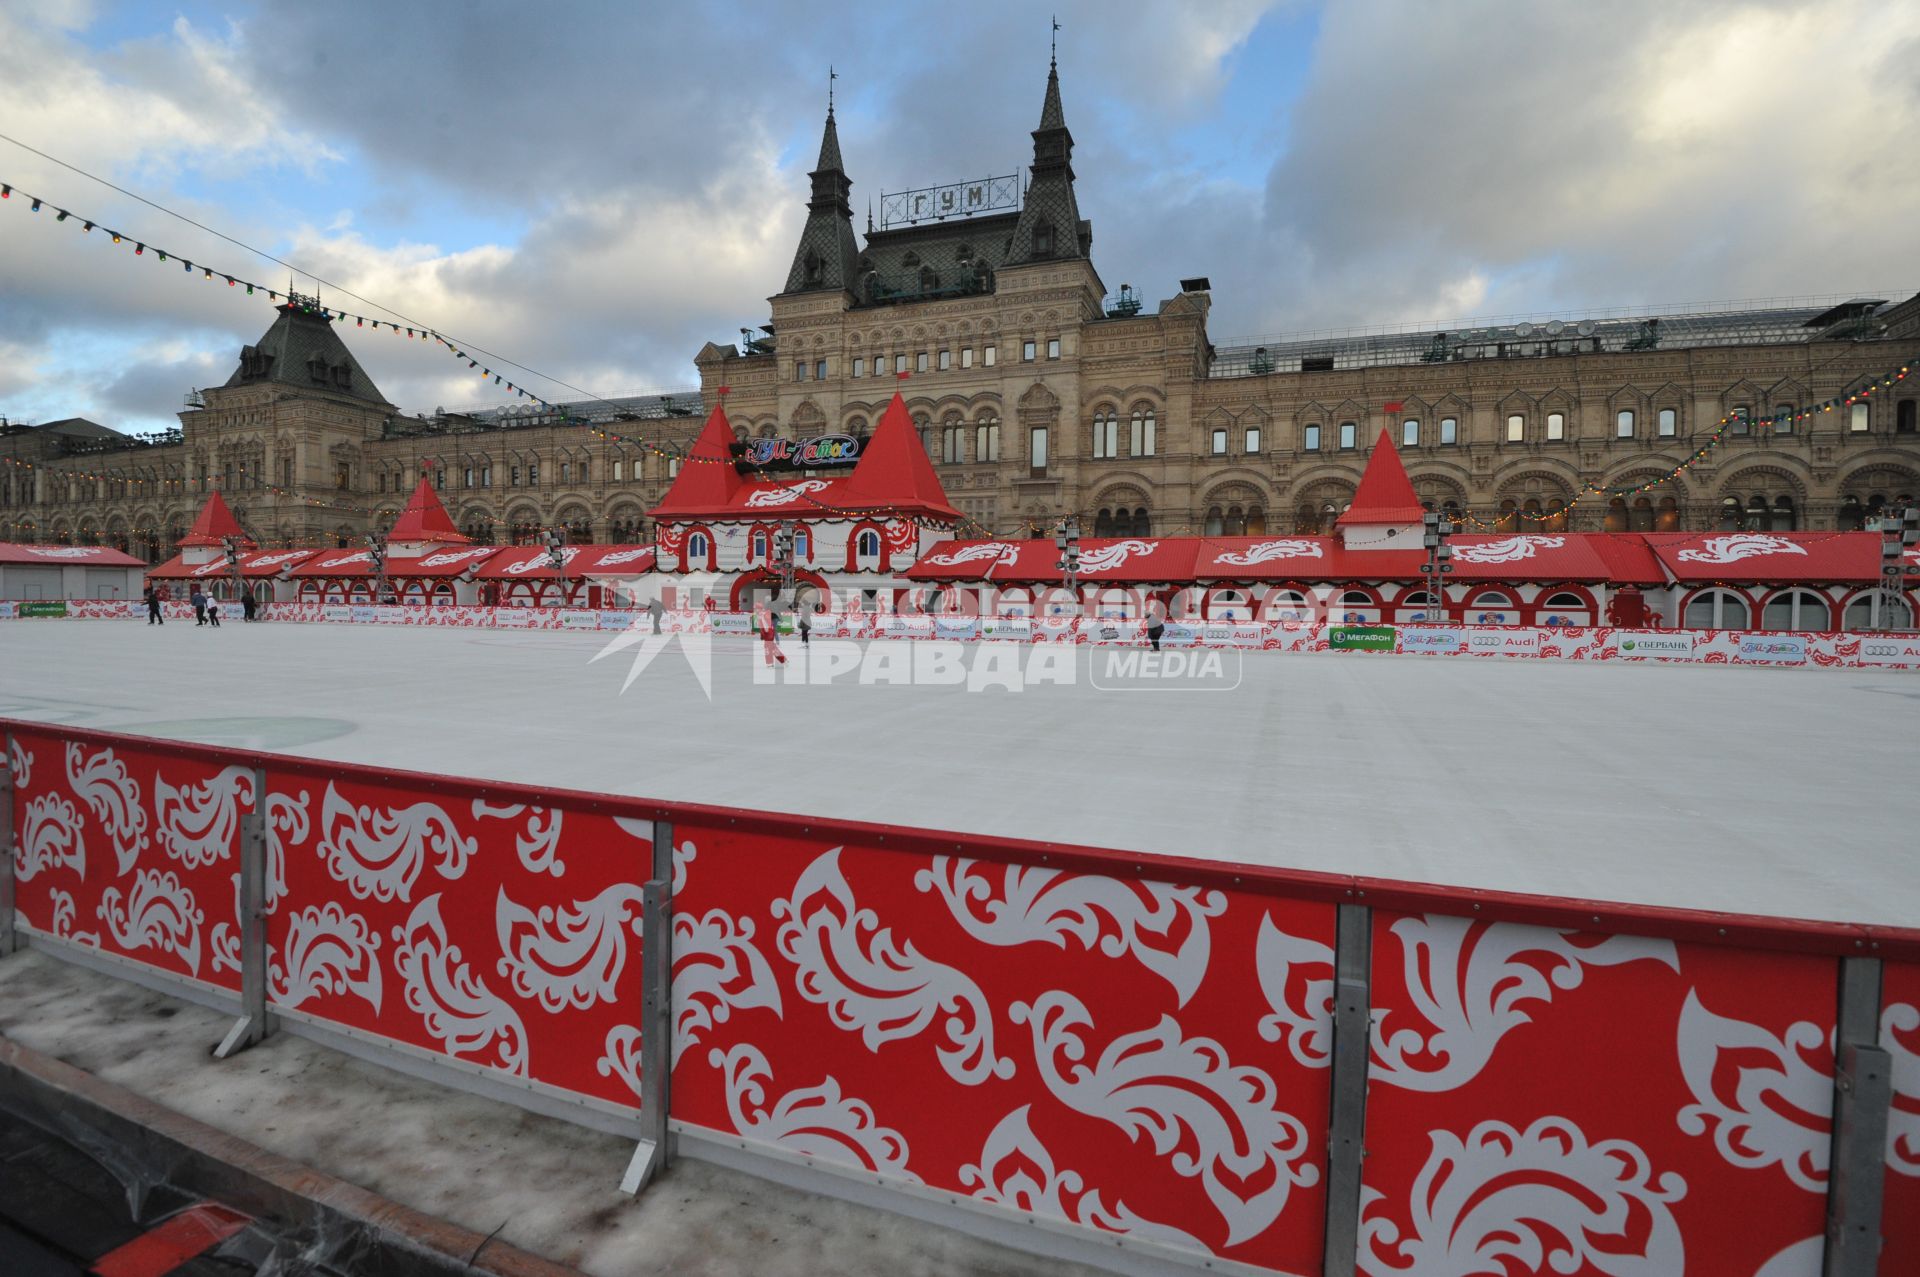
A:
943;430;963;464
1850;402;1869;432
1659;408;1677;436
1506;414;1525;442
613;461;623;482
1245;427;1261;454
1732;405;1751;435
1029;426;1048;473
795;361;806;382
510;466;520;487
1210;428;1228;455
482;466;491;488
1543;412;1564;440
1047;338;1061;360
852;357;864;379
1339;421;1357;449
961;348;974;369
1132;414;1156;457
560;462;570;484
377;473;387;493
1023;340;1037;362
816;359;827;381
580;460;589;482
984;345;997;367
668;458;681;477
916;352;928;373
938;349;951;371
1773;404;1794;435
528;465;538;486
1616;409;1634;438
895;354;907;374
1440;416;1458;445
464;467;474;489
1305;424;1321;451
1401;419;1419;448
1094;417;1116;459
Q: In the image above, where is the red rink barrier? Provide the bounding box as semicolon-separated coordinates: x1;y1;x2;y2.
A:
3;718;1916;1275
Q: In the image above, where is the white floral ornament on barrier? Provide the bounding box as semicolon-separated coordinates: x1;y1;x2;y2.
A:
392;894;528;1076
494;882;647;1012
317;783;476;903
64;744;146;875
711;1042;919;1181
155;766;254;870
1675;990;1832;1192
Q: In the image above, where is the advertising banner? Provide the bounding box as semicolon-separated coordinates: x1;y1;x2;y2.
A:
321;605;353;624
598;610;642;631
710;612;754;634
1398;626;1467;655
0;602;16;620
1857;635;1920;666
1608;631;1699;660
1735;635;1808;665
492;607;535;628
1329;624;1395;651
979;616;1032;641
876;615;934;640
349;605;376;624
932;615;981;641
560;609;601;631
1467;629;1541;656
18;601;69;618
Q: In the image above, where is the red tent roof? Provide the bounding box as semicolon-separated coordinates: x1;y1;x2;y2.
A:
0;543;146;566
387;477;469;544
839;393;960;521
1336;430;1426;526
178;491;257;548
1641;532;1887;583
290;546;501;579
910;538;1200;584
1586;534;1669;586
649;403;744;519
148;548;318;580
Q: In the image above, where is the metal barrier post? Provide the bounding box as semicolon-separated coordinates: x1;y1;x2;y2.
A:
214;767;271;1058
1322;902;1372;1276
0;730;15;957
1823;957;1889;1277
620;819;675;1195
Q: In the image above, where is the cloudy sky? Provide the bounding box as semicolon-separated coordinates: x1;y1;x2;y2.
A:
2;0;1915;435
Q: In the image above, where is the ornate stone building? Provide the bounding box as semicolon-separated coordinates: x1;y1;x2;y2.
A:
4;58;1918;558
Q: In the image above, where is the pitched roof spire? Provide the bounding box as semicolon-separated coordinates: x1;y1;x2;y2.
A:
783;85;862;294
1336;429;1427;526
387;474;470;545
178;490;256;548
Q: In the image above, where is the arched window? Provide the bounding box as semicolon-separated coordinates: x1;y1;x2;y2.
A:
856;529;881;558
1244;505;1266;536
1762;590;1830;632
1840;495;1865;530
1092;410;1117;459
1845;590;1914;631
1718;496;1743;529
1656;497;1680;532
1131;410;1156;457
751;529;769;560
1506;414;1525;443
1264;589;1312;622
1771;496;1796;531
1224;506;1247;536
1683;589;1750;629
687;531;710;561
942;417;965;464
1900;400;1917;434
1498;499;1520;532
974;414;1000;461
1629;498;1654;532
1094;509;1114;536
1204;506;1224;536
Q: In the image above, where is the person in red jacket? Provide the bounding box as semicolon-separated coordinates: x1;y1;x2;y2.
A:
755;604;786;666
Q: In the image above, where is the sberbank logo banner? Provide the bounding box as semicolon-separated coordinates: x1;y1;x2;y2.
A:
1329;624;1396;651
1610;632;1696;658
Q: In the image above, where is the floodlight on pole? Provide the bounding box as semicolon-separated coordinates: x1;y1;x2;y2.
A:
1054;516;1082;608
1419;511;1454;622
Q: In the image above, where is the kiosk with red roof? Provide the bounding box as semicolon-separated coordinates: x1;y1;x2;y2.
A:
639;391;959;611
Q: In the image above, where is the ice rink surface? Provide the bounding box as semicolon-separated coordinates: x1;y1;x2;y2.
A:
2;620;1913;927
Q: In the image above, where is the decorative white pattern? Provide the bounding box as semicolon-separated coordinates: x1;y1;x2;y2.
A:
597;1025;644;1101
1884;1000;1919;1177
210;876;242;975
264;788;311;909
1012;990;1316;1245
19;546;101;559
1450;535;1566;564
391;894;528;1075
1676;990;1832;1191
1213;539;1325;566
247;549;310;568
64;744;148;875
271;901;383;1011
596;546;655;567
99;868;204;975
744;480;828;508
317;783;476;902
471;801;565;876
502;547;580;575
959;1105;1209;1252
48;888;98;946
1255;916;1336;1068
416;549;495;568
154;766;254;869
1076;539;1156;572
1356;1117;1686;1276
1753;1236;1824;1277
6;738;29;789
18;794;86;881
1370;915;1678;1091
1674;534;1810;565
924;542;1020;567
672;908;783;1065
775;848;1013;1086
711;1043;918;1180
913;856;1225;1006
494;883;646;1011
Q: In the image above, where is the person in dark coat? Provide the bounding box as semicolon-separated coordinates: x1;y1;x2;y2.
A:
241;587;258;622
648;597;666;635
144;585;164;626
1146;599;1166;652
798;605;813;646
190;587;208;626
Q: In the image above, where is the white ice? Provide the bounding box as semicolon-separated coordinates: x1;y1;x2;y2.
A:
2;620;1914;927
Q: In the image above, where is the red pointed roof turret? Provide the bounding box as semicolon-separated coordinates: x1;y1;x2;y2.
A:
178;490;257;548
842;392;960;521
387;475;470;544
1336;429;1426;526
649;402;745;518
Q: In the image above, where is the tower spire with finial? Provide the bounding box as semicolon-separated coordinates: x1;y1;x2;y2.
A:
829;64;836;116
1051;14;1059;67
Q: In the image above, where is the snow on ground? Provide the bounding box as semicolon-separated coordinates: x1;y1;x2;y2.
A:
0;949;1108;1277
1;619;1914;927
